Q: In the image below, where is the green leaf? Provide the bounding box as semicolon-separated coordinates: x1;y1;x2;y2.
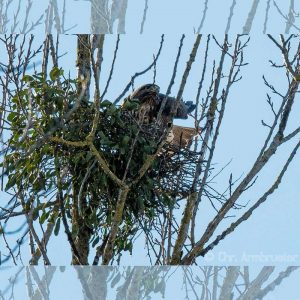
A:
33;208;39;220
50;67;63;81
11;96;19;104
100;100;112;107
55;97;63;110
5;175;16;191
22;75;34;82
40;210;50;224
33;73;44;81
122;99;139;110
107;105;117;115
54;218;61;236
124;241;133;254
137;136;146;143
7;112;18;122
122;135;130;145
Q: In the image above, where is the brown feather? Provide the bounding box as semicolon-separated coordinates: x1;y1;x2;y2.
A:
169;125;201;148
128;84;160;124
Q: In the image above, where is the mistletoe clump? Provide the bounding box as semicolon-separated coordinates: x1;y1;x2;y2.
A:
2;68;199;255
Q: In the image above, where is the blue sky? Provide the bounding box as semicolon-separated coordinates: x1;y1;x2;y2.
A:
96;34;300;265
3;33;296;266
0;266;299;299
1;32;299;289
3;0;300;34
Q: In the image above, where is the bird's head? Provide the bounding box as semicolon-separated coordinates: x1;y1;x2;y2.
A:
130;84;160;100
174;100;196;119
184;101;197;114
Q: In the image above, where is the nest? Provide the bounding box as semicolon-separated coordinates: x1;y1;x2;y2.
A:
4;75;204;255
55;102;203;221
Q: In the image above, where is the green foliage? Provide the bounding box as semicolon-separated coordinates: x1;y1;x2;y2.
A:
54;218;61;236
3;67;179;257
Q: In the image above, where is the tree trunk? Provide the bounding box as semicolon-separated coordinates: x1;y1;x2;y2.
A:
71;34;92;265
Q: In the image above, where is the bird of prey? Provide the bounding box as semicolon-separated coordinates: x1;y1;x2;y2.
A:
167;125;201;149
125;84;196;125
124;84;199;149
157;93;196;126
127;83;160;124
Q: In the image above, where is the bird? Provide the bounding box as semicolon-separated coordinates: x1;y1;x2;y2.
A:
123;84;200;150
126;83;161;124
168;125;201;148
124;84;196;126
156;93;196;126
